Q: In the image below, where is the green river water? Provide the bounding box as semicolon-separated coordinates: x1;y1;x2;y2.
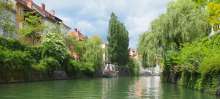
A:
0;76;217;99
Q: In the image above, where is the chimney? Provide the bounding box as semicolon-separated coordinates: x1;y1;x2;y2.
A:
50;10;55;16
41;3;45;11
27;0;33;8
74;28;78;32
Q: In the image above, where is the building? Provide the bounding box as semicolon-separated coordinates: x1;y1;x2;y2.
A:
68;28;87;41
129;48;138;59
0;0;17;37
0;0;71;37
210;24;220;37
101;43;107;63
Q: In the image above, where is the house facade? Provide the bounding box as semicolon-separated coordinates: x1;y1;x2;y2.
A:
0;0;71;37
129;48;138;59
0;0;17;37
210;24;220;37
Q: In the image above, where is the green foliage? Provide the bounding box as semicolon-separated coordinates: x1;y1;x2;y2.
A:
65;36;86;57
0;48;33;71
108;13;129;66
163;50;179;73
68;36;103;74
138;32;161;68
0;36;26;50
200;51;220;76
165;34;220;93
208;2;220;25
0;0;13;10
138;0;220;95
19;12;44;46
33;57;60;72
193;0;220;6
81;36;103;71
127;59;140;76
67;60;82;72
177;35;220;74
42;31;68;63
138;0;209;68
0;37;34;81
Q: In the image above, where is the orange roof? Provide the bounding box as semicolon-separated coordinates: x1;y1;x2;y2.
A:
68;28;87;41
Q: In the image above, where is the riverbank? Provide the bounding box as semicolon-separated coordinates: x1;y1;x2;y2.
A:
0;32;104;83
161;35;220;96
137;0;220;96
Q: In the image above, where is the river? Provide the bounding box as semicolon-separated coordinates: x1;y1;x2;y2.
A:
0;76;217;99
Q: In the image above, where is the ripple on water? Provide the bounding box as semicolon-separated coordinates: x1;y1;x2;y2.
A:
0;76;218;99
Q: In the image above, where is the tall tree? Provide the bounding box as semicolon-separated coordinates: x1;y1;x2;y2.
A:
138;0;209;68
107;13;129;66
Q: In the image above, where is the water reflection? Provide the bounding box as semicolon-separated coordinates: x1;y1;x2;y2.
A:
0;76;218;99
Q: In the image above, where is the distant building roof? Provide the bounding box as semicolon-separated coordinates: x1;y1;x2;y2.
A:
68;28;87;41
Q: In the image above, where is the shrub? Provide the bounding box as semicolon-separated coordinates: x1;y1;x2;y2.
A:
42;32;68;63
0;47;34;71
32;57;61;72
67;60;95;76
0;36;27;50
0;46;34;81
200;51;220;76
27;47;43;62
127;59;140;76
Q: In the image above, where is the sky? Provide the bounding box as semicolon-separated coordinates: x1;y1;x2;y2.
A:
35;0;171;48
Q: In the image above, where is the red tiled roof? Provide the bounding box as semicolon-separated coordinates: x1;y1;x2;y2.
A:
68;29;87;41
16;0;64;24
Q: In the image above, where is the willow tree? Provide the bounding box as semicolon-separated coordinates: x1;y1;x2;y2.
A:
80;36;103;72
138;0;209;68
107;13;129;66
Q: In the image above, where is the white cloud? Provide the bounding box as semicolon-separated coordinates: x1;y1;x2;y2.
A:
59;16;72;27
34;0;171;48
74;20;96;35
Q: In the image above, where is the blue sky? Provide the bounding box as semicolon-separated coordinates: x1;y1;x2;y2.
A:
35;0;170;48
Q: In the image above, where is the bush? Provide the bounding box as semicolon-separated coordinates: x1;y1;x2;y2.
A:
42;32;68;63
27;47;43;62
0;36;27;50
200;51;220;76
0;46;34;81
67;60;81;72
128;59;140;76
164;34;220;94
33;57;61;72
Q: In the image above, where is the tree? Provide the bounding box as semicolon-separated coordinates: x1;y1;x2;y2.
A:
81;36;103;72
66;35;103;75
138;0;209;68
107;13;129;66
207;2;220;32
41;28;68;66
19;12;44;46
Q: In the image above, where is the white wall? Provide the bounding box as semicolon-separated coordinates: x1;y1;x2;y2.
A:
0;9;16;38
